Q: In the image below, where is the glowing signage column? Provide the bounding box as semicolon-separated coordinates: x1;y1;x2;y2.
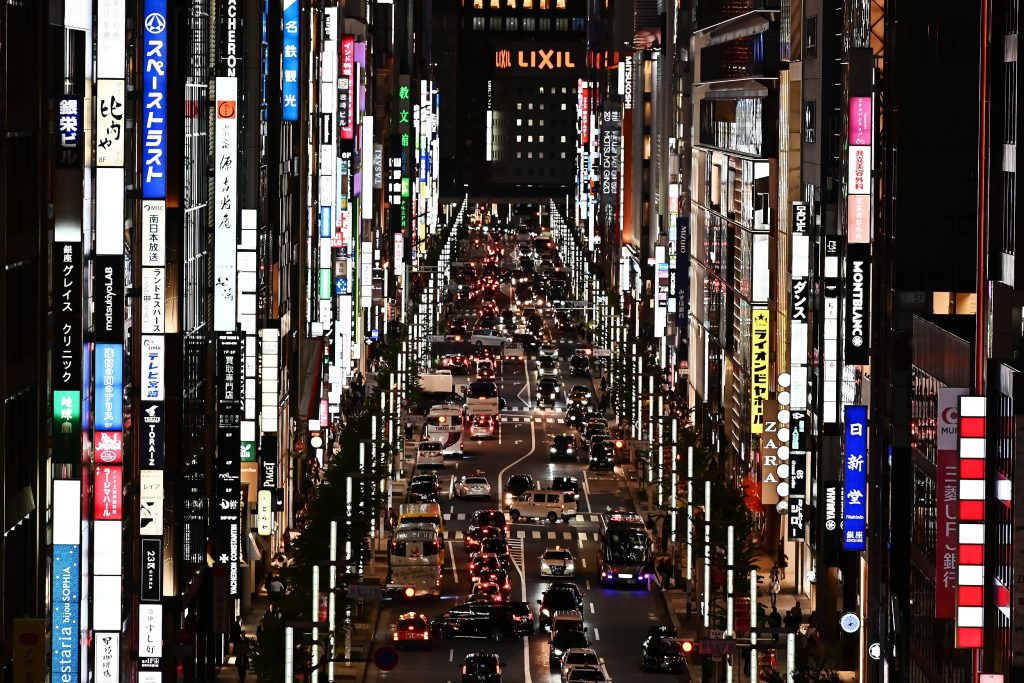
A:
750;308;770;433
282;0;300;121
936;387;969;619
842;405;868;551
955;395;987;648
51;480;81;682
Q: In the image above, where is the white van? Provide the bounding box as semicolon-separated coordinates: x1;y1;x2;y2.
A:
417;441;444;468
508;489;578;523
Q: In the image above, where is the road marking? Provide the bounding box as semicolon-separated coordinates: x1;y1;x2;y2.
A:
581;469;593;514
589;601;595;614
547;532;556;540
585;579;591;590
593;627;600;641
582;558;587;569
578;536;585;550
562;532;572;540
448;541;458;582
532;531;541;539
509;533;533;683
498;372;536;504
449;649;454;662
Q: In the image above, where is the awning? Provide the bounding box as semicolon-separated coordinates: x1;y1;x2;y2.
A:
702;79;773;100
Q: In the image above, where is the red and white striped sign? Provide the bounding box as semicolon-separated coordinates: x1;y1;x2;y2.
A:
955;395;987;648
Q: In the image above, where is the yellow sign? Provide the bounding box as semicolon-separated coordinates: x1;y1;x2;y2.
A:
495;48;577;70
750;307;770;434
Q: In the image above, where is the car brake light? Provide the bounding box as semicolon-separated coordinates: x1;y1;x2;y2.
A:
405;587;415;598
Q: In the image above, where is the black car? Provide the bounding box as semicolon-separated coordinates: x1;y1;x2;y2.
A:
641;634;688;672
407;479;440;503
537;583;585;630
464;525;507;555
461;652;505;683
569;354;590;376
564;404;587;430
549;434;578;462
537;377;561;408
550;476;580;504
511;333;539;355
505;474;535;504
550;630;591;666
469;509;508;532
589;442;615;471
432;601;534;641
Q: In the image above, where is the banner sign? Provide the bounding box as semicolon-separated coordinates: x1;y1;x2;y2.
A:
94;254;124;343
141;402;166;469
750;308;770;433
51;543;81;682
56;95;83;167
95;344;123;431
845;243;870;364
216;334;243;596
141;538;163;602
842;405;868;551
935;388;967;619
340;35;355;139
95;465;123;520
282;0;299;121
955;396;987;648
214;77;238;331
141;335;165;401
95;431;124;464
141;266;166;334
52;390;81;464
96;79;126;167
141;0;167;198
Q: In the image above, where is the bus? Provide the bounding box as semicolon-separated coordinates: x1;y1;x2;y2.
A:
424;404;464;455
598;510;652;586
387;527;443;598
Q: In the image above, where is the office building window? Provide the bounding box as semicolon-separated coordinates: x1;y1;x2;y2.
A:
557;0;566;7
555;17;568;30
561;102;567;110
490;0;500;7
572;17;585;31
1005;62;1017;144
523;17;536;30
507;0;516;6
472;16;485;29
539;0;549;8
1004;171;1016;254
803;101;816;143
561;135;566;142
1007;0;1019;32
540;17;551;30
506;17;518;30
489;16;502;30
474;0;483;7
523;0;533;7
805;16;817;59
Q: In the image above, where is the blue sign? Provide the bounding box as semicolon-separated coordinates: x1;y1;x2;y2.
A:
282;0;300;121
51;544;81;681
335;276;348;295
142;0;168;198
320;206;333;238
843;405;868;551
95;344;123;431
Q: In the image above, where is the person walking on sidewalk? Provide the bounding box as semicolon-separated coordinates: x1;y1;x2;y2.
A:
230;615;244;656
776;542;789;579
767;607;783;643
236;647;250;682
769;574;781;610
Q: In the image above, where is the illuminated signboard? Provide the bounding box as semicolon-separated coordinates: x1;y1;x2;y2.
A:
842;405;867;551
96;80;125;167
141;0;167;198
51;480;81;683
340;35;355;139
214;77;238;331
95;465;123;520
53;390;81;464
56;95;82;167
750;308;770;433
95;344;123;431
955;396;986;648
936;387;968;619
822;237;841;429
495;48;580;71
95;431;123;464
845;243;870;364
282;0;299;121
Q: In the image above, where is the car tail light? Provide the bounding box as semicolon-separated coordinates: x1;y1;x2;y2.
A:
404;587;415;598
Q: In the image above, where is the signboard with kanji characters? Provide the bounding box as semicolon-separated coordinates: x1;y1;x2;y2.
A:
750;308;770;433
282;0;300;121
842;405;867;551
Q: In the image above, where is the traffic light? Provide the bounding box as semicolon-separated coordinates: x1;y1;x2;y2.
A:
680;638;695;655
613;439;625;450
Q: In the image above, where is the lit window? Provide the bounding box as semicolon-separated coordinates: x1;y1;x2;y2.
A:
560;135;566;142
539;103;545;110
507;0;516;6
517;103;523;110
555;17;568;30
528;119;534;126
539;86;546;94
506;17;518;29
517;152;523;158
473;16;485;29
561;103;567;110
562;87;568;94
528;152;534;159
474;0;483;7
516;135;522;142
527;135;533;142
556;0;566;8
539;135;545;142
540;0;549;8
516;118;522;126
561;152;567;159
539;152;545;159
540;17;551;30
523;17;535;29
523;0;532;6
490;0;500;7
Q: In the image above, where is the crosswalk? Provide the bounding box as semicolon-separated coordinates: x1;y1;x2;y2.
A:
444;512;603;522
443;528;602;542
507;537;525;569
503;415;566;423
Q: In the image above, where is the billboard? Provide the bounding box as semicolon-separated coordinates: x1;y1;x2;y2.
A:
94;465;123;520
844;243;870;364
141;0;167;198
51;544;81;682
282;0;299;121
96;79;125;167
141;335;165;401
936;387;968;619
94;255;124;343
52;390;82;464
842;405;868;551
95;343;123;430
750;308;770;433
214;77;238;331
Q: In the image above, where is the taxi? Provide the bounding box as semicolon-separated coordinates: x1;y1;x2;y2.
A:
393;611;432;649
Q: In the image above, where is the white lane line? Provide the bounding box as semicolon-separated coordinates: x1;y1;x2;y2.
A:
448;541;458;583
509;522;533;683
589;602;595;615
577;536;585;550
532;531;541;539
581;469;593;514
593;627;601;641
449;649;454;662
547;532;556;540
562;532;571;540
586;579;591;590
498;372;536;504
582;558;587;569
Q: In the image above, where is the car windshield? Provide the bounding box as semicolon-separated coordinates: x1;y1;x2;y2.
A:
473;510;506;527
554;435;574;447
544;591;578;610
397;618;426;630
465;477;488;485
410;482;435;492
465;658;498;672
566;652;599;666
508;476;532;490
554;631;590;648
544;551;572;561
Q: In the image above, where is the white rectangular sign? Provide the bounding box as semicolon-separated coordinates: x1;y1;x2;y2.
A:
97;1;126;78
141;200;165;266
53;480;81;545
138;604;163;657
96;79;126;167
94;632;121;683
214;77;238;331
96;168;124;255
141;335;165;401
141;268;166;334
93;575;123;630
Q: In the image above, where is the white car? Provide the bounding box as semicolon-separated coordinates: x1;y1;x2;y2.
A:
455;475;492;500
416;441;444;468
540;547;576;577
560;649;603;679
563;665;611;682
469;329;509;347
538;357;559;378
539;343;559;359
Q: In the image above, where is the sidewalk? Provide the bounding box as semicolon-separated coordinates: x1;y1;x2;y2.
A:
214;591;268;682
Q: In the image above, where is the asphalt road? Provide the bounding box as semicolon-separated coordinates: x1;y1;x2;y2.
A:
367;234;689;682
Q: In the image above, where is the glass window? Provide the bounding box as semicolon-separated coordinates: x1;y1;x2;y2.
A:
572;17;585;31
472;16;485;30
540;17;551;30
539;0;549;8
506;16;518;30
555;17;568;30
523;17;536;30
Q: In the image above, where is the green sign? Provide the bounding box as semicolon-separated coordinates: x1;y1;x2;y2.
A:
53;390;81;464
319;268;332;301
241;441;256;462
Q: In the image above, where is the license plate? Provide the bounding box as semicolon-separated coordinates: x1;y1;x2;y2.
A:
553;567;563;574
618;573;633;579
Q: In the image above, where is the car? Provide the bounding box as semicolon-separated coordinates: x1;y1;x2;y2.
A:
468;581;508;604
549;476;580;504
464;524;506;554
408;479;441;503
475;570;513;598
537;377;562;408
456;475;493;500
502;342;525;363
540;547;577;577
470;330;510;347
431;601;533;641
537;583;585;630
549;433;577;461
448;318;469;336
480;534;511;558
549;610;586;641
461;652;506;683
588;432;611;452
441;354;470;374
392;612;432;649
588;443;615;471
537;356;559;378
468;414;499;440
583;420;609;440
470;509;509;533
475;359;496;380
550;630;591;666
569;354;590;376
417;441;444;468
562;666;610;682
564;404;587;429
566;385;592;406
478;313;499;329
504;474;536;505
511;333;540;355
470;553;512;578
411;472;440;487
559;649;603;679
508;489;577;523
539;342;559;359
526;316;544;335
640;633;690;672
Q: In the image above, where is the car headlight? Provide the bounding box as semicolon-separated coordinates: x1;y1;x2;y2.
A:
566;563;575;572
541;562;550;571
541;608;550;616
550;393;556;399
566;448;574;453
550;447;557;453
553;649;563;657
536;391;542;397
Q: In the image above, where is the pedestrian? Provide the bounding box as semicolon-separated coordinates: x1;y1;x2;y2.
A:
256;615;265;639
599;375;608;393
768;575;781;610
236;648;249;681
405;423;414;440
776;542;789;579
769;564;780;582
767;607;783;642
268;576;285;604
656;558;671;589
230;615;244;655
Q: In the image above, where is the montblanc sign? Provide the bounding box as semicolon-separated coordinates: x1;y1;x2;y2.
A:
845;243;870;364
